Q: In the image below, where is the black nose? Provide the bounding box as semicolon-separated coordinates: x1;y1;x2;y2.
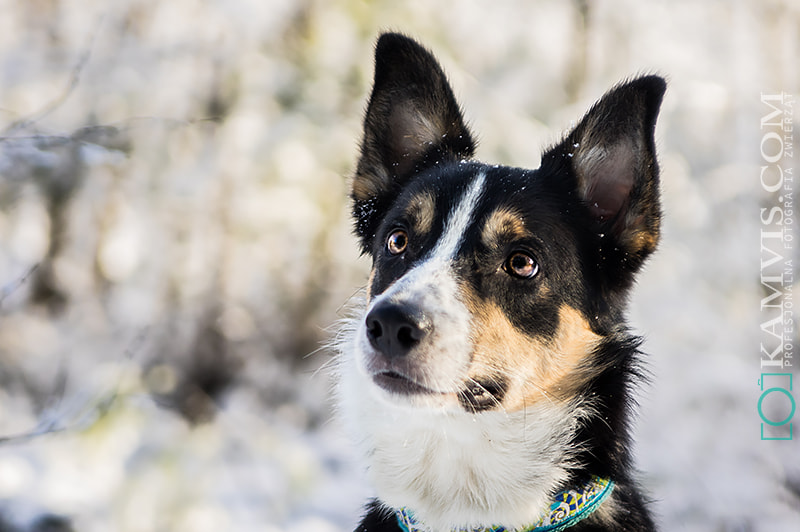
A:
365;302;429;358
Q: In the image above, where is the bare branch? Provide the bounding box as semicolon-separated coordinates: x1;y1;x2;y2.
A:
1;14;105;135
0;327;149;446
0;264;40;307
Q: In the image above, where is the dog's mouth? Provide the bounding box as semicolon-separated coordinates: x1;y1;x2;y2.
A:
371;370;508;412
372;370;443;396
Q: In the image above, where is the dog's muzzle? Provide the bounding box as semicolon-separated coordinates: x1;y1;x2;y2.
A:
365;301;431;359
362;300;445;396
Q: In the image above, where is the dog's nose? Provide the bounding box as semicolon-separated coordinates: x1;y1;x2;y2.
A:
365;302;429;358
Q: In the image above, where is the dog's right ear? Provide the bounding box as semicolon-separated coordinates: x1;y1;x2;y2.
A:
352;33;475;252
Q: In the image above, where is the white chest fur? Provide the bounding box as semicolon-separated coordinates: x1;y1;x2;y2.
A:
337;330;588;532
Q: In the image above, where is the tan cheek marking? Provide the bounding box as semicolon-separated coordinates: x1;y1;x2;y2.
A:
481;207;527;250
466;300;602;411
405;191;436;236
540;306;604;399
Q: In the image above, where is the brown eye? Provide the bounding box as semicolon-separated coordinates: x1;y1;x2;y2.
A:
387;230;408;255
505;252;538;279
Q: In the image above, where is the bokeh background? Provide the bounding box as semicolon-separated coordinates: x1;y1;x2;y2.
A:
0;0;798;531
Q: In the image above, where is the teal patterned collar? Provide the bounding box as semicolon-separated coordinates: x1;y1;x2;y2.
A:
395;476;614;532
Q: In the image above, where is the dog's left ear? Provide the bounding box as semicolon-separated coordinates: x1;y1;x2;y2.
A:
352;33;476;252
545;75;666;279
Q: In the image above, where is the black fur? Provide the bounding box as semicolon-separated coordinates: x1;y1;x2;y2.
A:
349;33;665;532
356;501;403;532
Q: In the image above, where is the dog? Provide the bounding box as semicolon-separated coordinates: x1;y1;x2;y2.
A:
337;33;665;532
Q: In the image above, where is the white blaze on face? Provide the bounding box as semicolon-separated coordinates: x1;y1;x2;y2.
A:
355;172;487;394
427;171;487;264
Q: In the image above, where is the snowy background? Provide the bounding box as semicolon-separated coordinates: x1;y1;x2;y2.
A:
0;0;798;531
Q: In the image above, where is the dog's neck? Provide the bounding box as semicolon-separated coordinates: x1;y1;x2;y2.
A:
395;476;614;532
338;343;600;531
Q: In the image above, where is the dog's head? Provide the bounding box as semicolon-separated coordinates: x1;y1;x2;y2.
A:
345;34;665;417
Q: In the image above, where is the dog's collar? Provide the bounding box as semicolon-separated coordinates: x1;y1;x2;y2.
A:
395;476;614;532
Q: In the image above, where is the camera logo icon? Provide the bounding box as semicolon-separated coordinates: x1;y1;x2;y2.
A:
758;373;795;440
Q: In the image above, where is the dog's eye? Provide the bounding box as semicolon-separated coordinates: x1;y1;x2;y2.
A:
504;251;538;279
386;229;408;255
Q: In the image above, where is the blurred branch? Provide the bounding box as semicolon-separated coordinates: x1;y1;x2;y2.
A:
1;14;104;135
0;264;39;307
0;116;221;157
0;385;114;446
0;327;148;446
565;0;590;102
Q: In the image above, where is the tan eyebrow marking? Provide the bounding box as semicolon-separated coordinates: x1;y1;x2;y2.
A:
481;207;528;249
404;190;436;236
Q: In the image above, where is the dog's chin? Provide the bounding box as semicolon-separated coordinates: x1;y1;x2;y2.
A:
368;370;461;409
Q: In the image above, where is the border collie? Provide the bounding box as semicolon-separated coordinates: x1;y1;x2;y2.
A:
337;32;665;532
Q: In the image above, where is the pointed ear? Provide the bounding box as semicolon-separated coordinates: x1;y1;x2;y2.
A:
352;33;475;250
546;75;666;274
